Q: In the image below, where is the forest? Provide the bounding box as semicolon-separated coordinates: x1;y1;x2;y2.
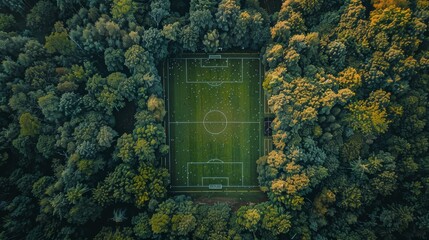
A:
0;0;428;239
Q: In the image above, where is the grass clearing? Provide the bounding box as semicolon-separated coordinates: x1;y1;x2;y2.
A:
164;53;263;193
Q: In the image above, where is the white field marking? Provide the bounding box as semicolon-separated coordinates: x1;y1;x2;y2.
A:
208;159;224;163
200;58;229;68
209;55;221;59
188;81;244;83
167;56;263;189
186;161;244;165
167;58;171;172
208;184;223;189
203;110;227;135
242;58;244;82
202;177;229;186
242;159;244;186
207;82;223;87
185;57;244;84
186;161;244;187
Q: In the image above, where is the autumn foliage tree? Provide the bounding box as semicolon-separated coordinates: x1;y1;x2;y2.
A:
0;0;428;239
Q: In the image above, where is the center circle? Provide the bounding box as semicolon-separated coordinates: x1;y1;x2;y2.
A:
203;110;227;135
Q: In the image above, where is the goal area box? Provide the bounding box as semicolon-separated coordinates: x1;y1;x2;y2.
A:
186;58;243;83
187;161;244;187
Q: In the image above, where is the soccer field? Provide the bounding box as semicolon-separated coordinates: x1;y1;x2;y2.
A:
164;53;263;192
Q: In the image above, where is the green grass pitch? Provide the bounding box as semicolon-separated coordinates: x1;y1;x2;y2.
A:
164;53;263;192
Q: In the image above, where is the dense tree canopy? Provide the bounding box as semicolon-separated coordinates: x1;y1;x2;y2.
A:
0;0;428;239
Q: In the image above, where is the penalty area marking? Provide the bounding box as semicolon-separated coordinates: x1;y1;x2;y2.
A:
208;82;223;87
208;159;224;163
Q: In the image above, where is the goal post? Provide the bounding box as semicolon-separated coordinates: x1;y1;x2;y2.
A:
209;55;222;59
200;58;229;68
